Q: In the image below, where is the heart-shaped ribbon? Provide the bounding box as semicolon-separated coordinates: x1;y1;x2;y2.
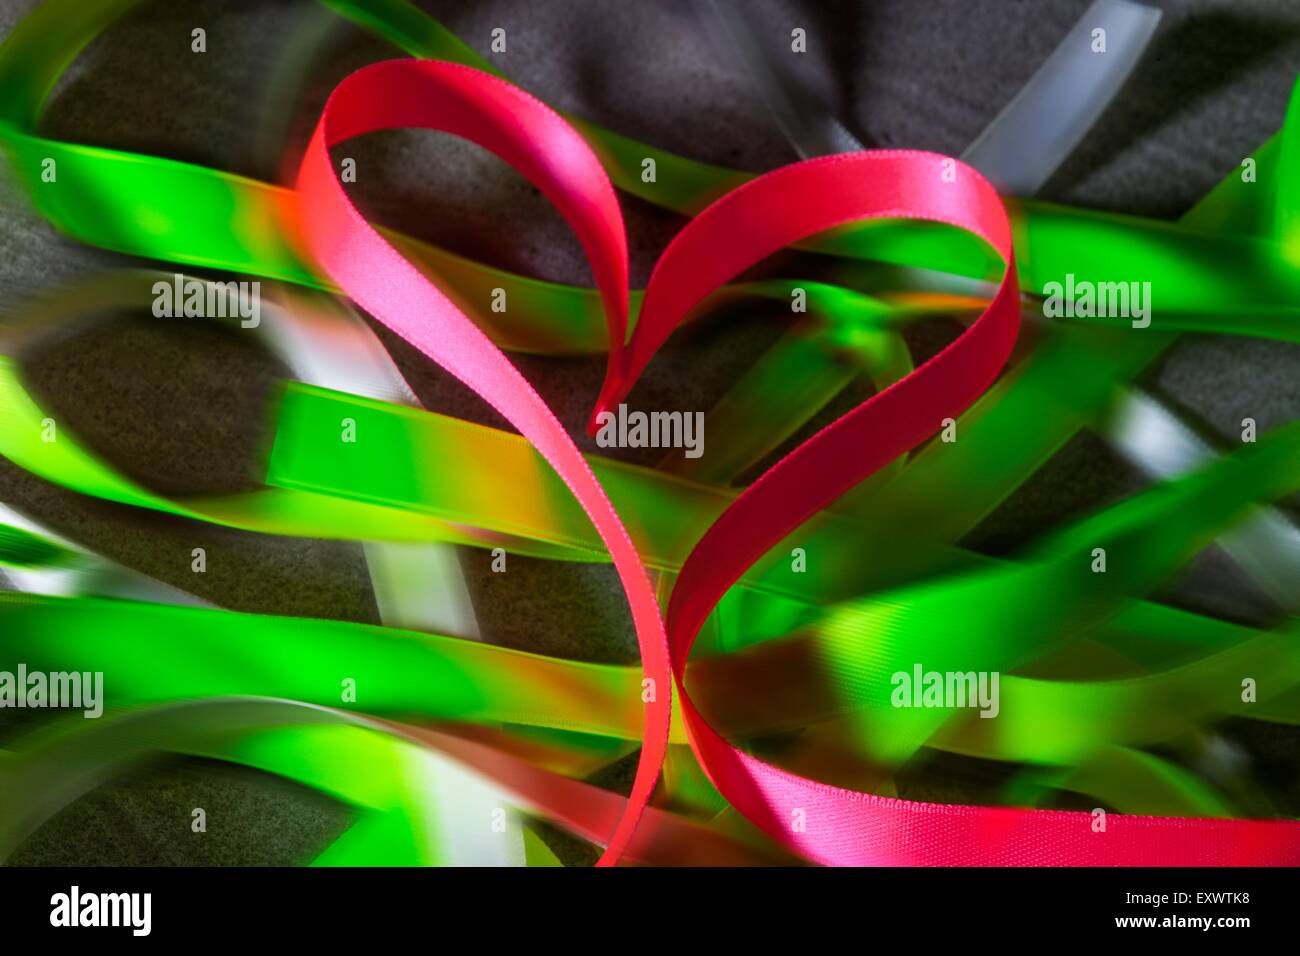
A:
292;57;1300;866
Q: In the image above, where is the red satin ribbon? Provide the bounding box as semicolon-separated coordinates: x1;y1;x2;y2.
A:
294;58;1300;865
290;58;670;867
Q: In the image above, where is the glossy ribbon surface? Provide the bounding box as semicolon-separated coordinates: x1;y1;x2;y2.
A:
0;0;1298;867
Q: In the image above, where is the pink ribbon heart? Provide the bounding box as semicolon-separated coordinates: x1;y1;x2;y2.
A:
292;58;1300;866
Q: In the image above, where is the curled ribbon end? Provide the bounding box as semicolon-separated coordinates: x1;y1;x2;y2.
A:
588;362;629;437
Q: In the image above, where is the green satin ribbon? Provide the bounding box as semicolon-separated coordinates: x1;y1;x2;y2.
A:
3;397;1297;768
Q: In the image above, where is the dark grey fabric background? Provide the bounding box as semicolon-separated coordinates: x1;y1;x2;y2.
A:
0;0;1298;865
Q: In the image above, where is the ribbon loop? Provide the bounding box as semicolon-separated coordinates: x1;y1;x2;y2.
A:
293;57;671;867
